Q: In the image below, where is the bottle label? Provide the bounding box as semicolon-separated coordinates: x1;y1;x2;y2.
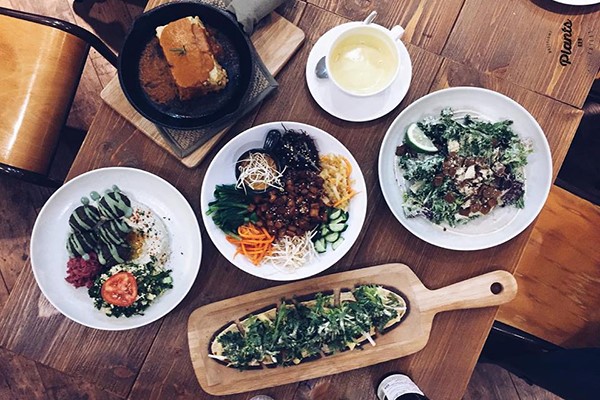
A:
377;375;424;400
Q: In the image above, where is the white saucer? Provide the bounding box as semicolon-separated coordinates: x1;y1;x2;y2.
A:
305;22;412;122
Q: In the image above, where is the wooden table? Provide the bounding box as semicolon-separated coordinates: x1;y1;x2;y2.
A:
1;1;599;399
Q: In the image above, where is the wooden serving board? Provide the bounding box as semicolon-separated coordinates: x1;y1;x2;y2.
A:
100;9;305;168
187;263;518;395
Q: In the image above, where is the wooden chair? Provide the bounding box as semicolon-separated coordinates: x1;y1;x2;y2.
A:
0;7;116;187
496;185;600;348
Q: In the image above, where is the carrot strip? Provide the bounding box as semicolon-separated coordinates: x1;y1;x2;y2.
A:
333;190;357;208
343;157;353;177
227;223;274;266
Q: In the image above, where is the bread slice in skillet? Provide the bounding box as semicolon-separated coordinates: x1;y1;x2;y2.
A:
156;16;228;100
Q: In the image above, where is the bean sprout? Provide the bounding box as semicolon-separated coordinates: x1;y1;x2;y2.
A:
264;231;316;272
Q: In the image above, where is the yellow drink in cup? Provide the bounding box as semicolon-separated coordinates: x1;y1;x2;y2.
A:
327;24;403;97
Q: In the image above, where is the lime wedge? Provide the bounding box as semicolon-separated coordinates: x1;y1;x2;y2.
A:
405;123;438;153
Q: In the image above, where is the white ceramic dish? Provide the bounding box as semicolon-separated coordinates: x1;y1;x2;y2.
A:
551;0;599;5
201;121;368;281
378;87;553;251
30;167;202;330
305;22;412;122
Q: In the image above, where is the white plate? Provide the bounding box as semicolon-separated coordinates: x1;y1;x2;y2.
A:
201;121;367;281
551;0;599;5
378;87;552;251
30;167;202;330
305;22;412;122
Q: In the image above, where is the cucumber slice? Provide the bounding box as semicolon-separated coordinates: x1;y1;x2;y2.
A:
331;236;345;250
328;223;347;232
331;216;347;225
320;226;330;237
329;209;342;220
314;238;327;253
324;232;340;243
405;122;437;153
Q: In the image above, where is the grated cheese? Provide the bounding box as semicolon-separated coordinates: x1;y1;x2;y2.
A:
319;154;356;210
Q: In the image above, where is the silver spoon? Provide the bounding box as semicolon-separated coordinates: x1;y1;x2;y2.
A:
315;56;328;79
314;11;378;80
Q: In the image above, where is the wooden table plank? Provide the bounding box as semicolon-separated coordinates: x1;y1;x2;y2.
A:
442;0;600;108
0;347;124;400
0;347;47;399
70;0;141;87
0;179;52;295
307;0;465;53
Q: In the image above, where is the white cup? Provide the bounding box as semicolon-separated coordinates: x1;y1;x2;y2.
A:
326;12;404;97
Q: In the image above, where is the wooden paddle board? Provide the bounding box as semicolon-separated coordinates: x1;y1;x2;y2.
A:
187;263;517;395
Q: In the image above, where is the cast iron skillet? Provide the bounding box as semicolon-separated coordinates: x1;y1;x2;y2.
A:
118;2;253;130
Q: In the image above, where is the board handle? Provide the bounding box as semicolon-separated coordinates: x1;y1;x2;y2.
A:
420;270;518;314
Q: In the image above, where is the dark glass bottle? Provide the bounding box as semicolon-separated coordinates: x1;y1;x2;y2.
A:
376;373;429;400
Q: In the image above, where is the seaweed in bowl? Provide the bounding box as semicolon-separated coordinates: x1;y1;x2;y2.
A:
264;128;321;171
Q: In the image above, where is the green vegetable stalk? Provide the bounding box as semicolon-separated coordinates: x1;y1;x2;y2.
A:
206;185;257;237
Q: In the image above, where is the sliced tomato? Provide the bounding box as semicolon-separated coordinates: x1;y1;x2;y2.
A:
101;271;138;307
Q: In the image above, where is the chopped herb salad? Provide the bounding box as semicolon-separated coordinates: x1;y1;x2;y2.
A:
210;285;407;369
89;261;173;318
395;108;532;226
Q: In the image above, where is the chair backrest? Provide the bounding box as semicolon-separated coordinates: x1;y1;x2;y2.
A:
0;7;117;186
496;185;600;348
0;11;89;177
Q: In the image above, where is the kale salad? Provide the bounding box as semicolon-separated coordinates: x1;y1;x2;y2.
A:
395;108;532;227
